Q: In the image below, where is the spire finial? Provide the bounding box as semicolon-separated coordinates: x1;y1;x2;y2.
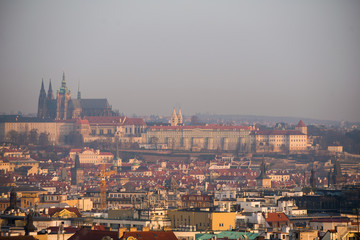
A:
47;79;54;100
59;72;68;94
77;81;81;99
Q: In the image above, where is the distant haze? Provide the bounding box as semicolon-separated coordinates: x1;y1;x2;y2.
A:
0;1;359;122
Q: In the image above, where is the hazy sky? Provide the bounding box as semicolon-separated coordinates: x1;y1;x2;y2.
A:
0;1;359;122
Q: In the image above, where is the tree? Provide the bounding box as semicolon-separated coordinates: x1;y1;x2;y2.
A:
235;142;241;156
269;144;275;152
66;131;83;148
29;129;38;145
17;132;29;145
39;133;50;146
280;144;287;153
6;130;18;143
190;116;204;126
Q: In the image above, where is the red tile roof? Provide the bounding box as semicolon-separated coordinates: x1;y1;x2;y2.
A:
123;117;146;126
47;226;79;233
76;118;89;125
296;120;306;127
85;116;125;124
68;228;118;240
148;124;251;131
251;130;304;135
265;212;290;223
121;231;178;240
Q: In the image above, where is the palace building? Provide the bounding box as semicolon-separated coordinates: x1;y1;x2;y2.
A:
142;124;253;151
250;120;308;152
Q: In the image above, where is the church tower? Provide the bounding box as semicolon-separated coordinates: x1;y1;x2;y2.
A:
170;108;183;126
295;120;307;135
77;82;81;100
45;80;57;119
170;108;178;126
310;169;316;188
177;108;183;126
256;160;272;188
37;79;47;119
47;80;54;100
56;72;71;120
71;154;84;186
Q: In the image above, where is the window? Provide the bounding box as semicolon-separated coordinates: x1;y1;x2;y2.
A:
219;223;224;227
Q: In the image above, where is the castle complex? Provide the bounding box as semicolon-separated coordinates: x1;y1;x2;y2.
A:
0;75;308;152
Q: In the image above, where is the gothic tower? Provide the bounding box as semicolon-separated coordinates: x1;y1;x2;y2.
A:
310;169;316;188
170;108;178;126
256;160;272;188
71;154;84;186
56;72;71;120
47;80;54;100
46;80;57;119
77;82;81;100
37;79;47;119
178;108;183;126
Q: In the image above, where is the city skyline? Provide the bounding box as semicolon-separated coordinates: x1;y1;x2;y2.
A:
1;1;360;122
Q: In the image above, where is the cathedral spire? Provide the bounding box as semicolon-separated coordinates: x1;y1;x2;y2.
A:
77;81;81;99
47;79;54;100
170;108;178;126
59;72;68;94
37;79;47;119
41;78;45;91
178;108;183;125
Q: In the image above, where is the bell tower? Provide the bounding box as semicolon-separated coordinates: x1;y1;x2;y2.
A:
37;79;47;119
56;72;71;120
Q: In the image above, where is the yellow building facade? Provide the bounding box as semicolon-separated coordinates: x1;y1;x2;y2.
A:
69;148;114;165
0;121;74;144
168;210;236;231
251;130;307;152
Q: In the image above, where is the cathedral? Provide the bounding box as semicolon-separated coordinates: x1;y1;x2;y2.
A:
169;108;183;126
37;72;116;120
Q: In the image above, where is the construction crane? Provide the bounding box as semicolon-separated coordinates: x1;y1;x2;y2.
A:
98;163;116;210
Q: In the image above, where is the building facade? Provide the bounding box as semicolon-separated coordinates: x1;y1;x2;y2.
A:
168;209;236;231
69;148;114;165
142;125;252;151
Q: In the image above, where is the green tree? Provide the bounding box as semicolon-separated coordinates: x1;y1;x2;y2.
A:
18;132;29;145
66;131;84;148
39;132;50;146
6;130;18;143
29;129;39;145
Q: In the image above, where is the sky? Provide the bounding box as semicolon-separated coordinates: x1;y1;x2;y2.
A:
0;1;359;122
